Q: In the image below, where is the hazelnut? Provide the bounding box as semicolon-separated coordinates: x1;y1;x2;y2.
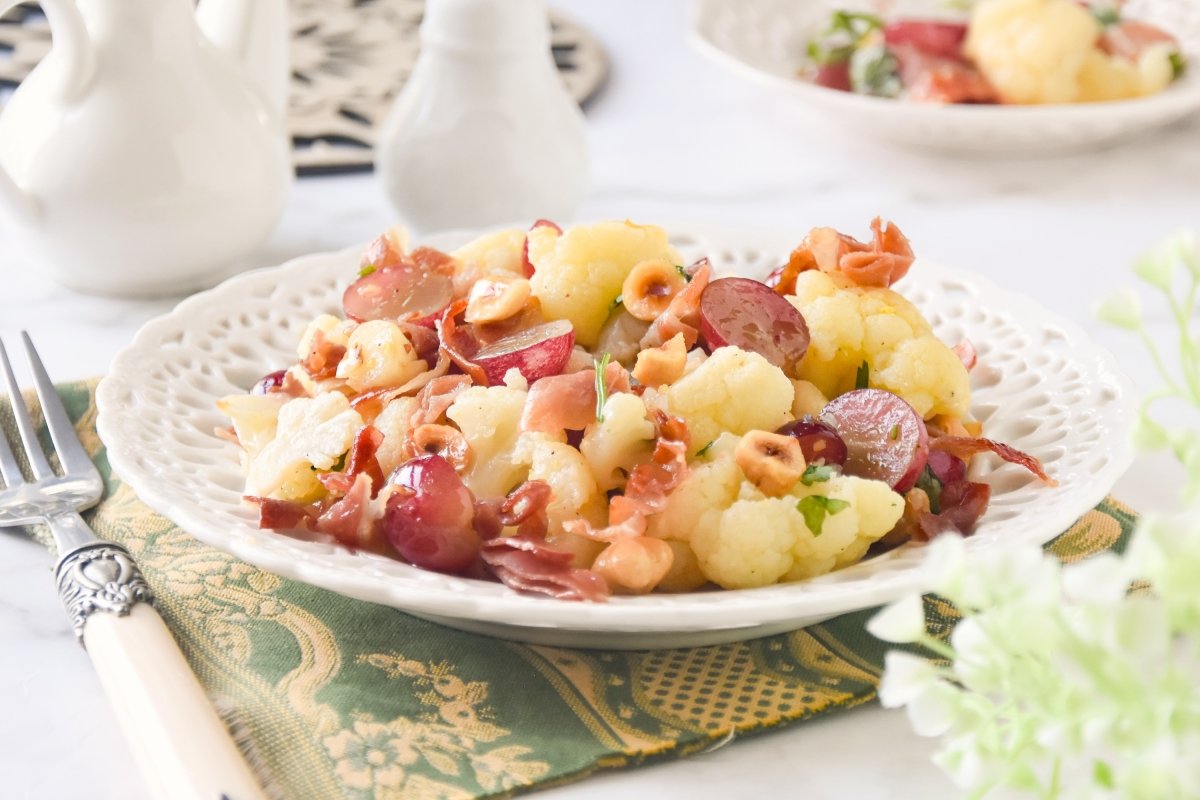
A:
464;275;532;324
632;333;687;387
735;430;805;496
407;424;472;473
621;259;687;322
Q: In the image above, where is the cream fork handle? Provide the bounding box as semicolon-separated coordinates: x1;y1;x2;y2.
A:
57;542;266;800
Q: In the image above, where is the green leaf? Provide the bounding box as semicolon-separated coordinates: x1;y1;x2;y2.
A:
1134;240;1178;289
1093;288;1143;330
1170;51;1188;80
915;466;943;514
696;439;717;458
358;264;377;278
1093;760;1116;789
849;44;902;98
1091;5;1120;26
1132;412;1169;451
676;264;692;282
856;361;871;390
796;495;850;536
806;9;882;67
801;464;835;486
594;352;612;423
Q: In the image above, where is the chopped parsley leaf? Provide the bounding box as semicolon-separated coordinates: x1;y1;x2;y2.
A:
796;495;850;536
697;439;717;458
855;361;870;390
358;264;378;278
594;352;612;423
915;466;943;515
801;464;835;486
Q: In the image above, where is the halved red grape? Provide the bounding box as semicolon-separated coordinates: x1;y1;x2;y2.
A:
251;369;288;395
383;455;480;574
776;416;848;466
821;389;928;493
343;264;453;326
883;21;968;60
699;277;810;371
472;319;575;386
814;62;853;91
521;219;562;278
926;449;966;488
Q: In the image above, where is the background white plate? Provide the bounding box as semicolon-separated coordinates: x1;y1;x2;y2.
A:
690;0;1200;155
96;224;1134;649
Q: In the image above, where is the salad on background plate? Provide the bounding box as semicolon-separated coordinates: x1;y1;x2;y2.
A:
217;219;1054;602
807;0;1187;105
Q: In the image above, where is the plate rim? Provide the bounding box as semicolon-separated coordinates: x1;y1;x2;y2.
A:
96;222;1137;638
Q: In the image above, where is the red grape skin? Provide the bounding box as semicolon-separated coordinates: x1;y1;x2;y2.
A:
381;455;480;574
776;416;848;466
698;277;810;372
342;263;453;326
821;389;929;493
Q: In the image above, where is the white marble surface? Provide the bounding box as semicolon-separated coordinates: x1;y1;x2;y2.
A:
1;1;1198;798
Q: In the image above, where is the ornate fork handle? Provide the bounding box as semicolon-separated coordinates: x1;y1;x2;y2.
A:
56;539;155;643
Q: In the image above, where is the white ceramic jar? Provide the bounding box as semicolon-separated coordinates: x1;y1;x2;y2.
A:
0;0;291;297
377;0;589;233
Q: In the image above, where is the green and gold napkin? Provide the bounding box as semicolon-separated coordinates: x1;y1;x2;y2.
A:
15;381;1138;800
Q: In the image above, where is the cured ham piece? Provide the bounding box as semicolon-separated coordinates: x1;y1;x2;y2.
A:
640;259;712;350
482;536;610;601
409;374;474;428
318;425;385;496
1099;20;1179;63
301;329;346;380
314;473;386;551
519;361;631;435
931;435;1056;485
564;410;690;542
473;480;553;540
952;339;977;372
437;299;490;385
248;496;320;530
771;218;915;294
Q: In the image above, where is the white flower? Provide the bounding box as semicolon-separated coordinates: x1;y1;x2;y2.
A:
904;680;961;738
1061;552;1130;608
877;651;940;708
960;542;1060;610
919;533;968;604
1094;288;1143;330
866;593;927;643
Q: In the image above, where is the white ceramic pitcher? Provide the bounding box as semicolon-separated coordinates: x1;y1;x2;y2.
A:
377;0;589;233
0;0;292;297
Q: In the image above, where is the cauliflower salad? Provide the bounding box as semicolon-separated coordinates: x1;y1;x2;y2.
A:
806;0;1187;105
218;219;1053;601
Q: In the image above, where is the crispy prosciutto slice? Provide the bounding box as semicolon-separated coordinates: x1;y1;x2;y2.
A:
771;218;915;294
318;425;385;496
519;361;631;435
473;480;554;540
247;496;320;531
640;258;712;350
931;435;1056;485
314;473;388;552
301;329;346;380
482;536;610;601
564;410;690;542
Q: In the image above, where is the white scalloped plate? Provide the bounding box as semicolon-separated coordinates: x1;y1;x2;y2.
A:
691;0;1200;155
96;225;1134;649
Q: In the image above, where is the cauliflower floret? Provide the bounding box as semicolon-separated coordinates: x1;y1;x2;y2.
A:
446;384;528;498
664;346;794;455
654;439;903;589
529;221;681;347
965;0;1100;104
372;396;419;477
217;393;288;461
452;228;527;277
515;432;606;566
246;393;363;501
1076;45;1174;102
579;391;656;491
787;270;969;419
336;319;427;393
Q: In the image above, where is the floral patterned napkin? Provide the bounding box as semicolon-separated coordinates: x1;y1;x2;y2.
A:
14;380;1137;800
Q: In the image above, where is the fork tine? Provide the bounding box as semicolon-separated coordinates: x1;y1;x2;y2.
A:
21;332;98;479
0;343;25;488
0;336;53;480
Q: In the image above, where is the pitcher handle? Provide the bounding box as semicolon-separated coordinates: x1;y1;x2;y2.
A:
0;0;95;222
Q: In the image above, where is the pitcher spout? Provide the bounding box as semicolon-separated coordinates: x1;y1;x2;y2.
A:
195;0;289;117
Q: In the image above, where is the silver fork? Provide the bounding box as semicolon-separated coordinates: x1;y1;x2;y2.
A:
1;333;266;800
